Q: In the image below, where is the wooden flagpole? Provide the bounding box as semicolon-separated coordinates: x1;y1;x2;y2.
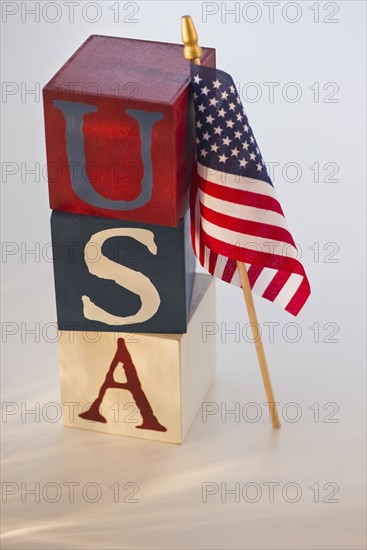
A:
181;15;281;429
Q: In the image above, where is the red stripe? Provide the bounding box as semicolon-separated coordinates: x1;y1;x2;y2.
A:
190;178;198;257
247;265;263;287
285;277;311;316
201;229;307;276
209;250;217;274
197;175;285;216
201;203;297;248
262;270;292;301
199;239;205;266
190;180;206;265
222;258;237;282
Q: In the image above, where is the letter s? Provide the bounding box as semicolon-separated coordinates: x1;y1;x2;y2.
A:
81;228;161;325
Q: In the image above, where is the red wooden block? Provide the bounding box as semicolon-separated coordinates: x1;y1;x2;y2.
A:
43;35;216;226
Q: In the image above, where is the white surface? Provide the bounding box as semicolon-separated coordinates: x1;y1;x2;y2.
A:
1;1;366;549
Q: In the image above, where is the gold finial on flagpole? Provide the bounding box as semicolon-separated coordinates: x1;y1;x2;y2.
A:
181;15;202;65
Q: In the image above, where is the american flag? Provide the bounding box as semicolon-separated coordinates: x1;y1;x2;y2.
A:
190;64;311;315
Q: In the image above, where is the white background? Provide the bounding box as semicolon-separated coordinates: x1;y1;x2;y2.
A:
1;1;366;549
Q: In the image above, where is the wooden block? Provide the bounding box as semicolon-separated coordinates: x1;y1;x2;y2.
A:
57;274;215;444
51;210;195;333
43;35;216;226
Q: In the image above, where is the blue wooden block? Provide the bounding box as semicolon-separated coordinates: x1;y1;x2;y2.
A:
51;211;195;333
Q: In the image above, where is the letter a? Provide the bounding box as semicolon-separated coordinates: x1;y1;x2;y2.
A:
79;337;167;432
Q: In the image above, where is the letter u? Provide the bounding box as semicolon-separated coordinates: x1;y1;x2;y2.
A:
54;100;163;210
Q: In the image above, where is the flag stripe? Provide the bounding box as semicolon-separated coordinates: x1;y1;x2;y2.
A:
285;277;311;315
198;162;277;199
262;270;292;301
222;258;237;282
201;217;299;259
247;265;263;287
203;245;210;272
209;249;218;275
199;188;289;229
231;268;241;286
200;203;297;247
200;226;306;275
197;175;284;216
274;273;304;309
252;267;278;296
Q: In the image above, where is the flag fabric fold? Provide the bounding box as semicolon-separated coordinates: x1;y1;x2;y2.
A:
190;64;310;316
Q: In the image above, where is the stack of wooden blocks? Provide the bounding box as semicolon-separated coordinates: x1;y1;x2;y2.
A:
43;35;217;443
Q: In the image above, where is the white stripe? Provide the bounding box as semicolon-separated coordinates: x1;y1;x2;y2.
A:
198;162;277;200
252;268;278;295
230;262;250;286
203;245;211;271
213;255;226;279
202;218;298;259
230;267;241;286
274;273;303;308
199;189;288;230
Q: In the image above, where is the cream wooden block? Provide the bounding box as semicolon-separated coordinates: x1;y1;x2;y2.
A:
57;275;215;443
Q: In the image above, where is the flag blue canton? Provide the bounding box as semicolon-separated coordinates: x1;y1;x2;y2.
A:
191;64;273;187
